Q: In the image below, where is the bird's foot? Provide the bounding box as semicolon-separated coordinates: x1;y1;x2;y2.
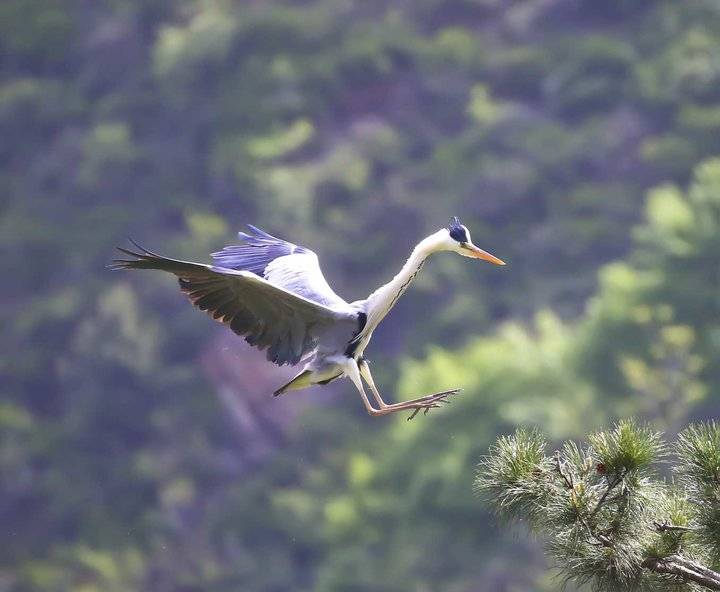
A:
405;388;462;421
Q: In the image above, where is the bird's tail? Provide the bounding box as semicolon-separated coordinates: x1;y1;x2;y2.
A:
273;369;313;396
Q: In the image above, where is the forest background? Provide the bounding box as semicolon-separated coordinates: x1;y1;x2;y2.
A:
3;0;720;590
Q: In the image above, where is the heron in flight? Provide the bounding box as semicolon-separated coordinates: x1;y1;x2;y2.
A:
111;217;505;419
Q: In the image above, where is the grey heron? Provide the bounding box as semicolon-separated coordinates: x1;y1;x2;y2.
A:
111;217;505;419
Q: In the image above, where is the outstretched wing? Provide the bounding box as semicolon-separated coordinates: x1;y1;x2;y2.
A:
110;242;355;366
211;225;348;309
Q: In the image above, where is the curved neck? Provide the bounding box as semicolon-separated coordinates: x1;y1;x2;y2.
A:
362;232;442;332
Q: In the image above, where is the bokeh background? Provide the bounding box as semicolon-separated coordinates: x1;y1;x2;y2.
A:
3;0;720;590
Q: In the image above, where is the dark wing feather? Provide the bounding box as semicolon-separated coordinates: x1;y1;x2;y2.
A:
110;242;352;366
211;225;310;275
210;225;348;308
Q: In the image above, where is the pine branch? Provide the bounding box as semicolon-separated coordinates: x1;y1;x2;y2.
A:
553;451;612;547
652;521;695;533
644;556;720;590
477;421;720;591
588;470;625;519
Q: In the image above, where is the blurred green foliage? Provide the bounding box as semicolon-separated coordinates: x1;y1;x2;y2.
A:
4;0;720;590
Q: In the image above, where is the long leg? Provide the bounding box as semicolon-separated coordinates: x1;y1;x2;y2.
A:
356;359;461;419
343;358;384;417
358;359;387;409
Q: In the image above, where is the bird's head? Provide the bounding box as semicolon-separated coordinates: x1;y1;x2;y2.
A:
440;216;506;265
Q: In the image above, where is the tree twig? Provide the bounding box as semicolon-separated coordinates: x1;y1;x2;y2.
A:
644;556;720;590
589;470;625;519
652;521;695;533
554;451;574;490
554;451;612;547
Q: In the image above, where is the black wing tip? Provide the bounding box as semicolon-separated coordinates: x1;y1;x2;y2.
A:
126;238;164;258
107;260;133;271
109;243;142;271
109;239;163;271
116;246;143;257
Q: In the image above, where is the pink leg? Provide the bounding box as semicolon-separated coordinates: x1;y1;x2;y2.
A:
353;359;461;419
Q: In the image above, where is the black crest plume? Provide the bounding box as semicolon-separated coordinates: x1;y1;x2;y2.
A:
448;216;468;243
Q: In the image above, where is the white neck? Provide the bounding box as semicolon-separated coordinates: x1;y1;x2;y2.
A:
362;231;444;333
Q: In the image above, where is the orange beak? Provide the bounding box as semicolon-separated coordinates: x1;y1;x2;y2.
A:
463;243;506;265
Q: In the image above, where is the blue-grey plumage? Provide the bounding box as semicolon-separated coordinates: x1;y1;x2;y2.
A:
111;218;505;419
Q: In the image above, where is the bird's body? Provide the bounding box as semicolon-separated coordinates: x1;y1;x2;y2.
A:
112;218;504;419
